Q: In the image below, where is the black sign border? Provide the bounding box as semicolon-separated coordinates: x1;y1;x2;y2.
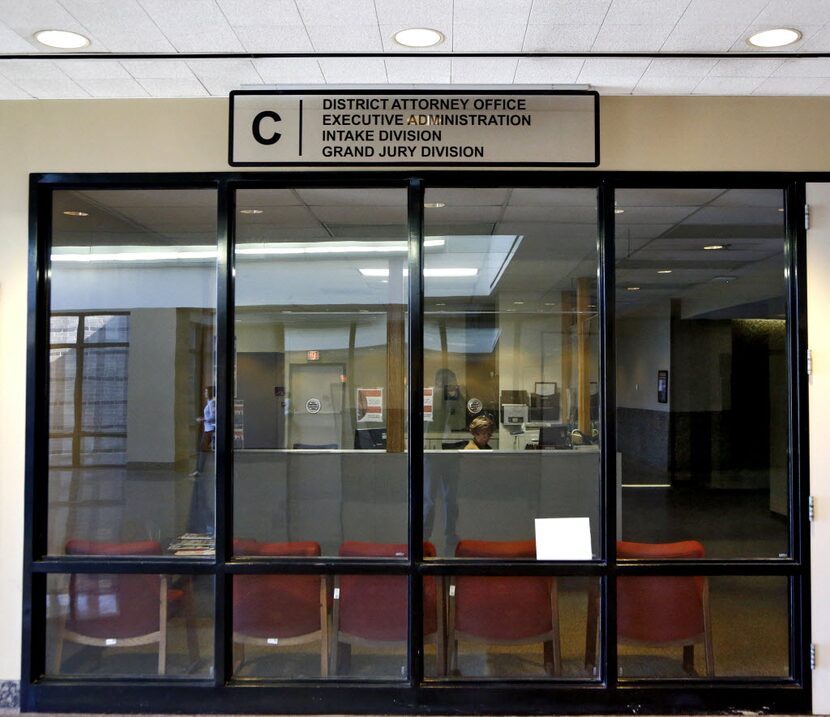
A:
228;88;600;168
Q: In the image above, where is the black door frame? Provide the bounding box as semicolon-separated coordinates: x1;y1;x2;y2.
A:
22;170;812;714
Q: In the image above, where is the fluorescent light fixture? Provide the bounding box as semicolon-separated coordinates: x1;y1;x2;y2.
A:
53;247;216;263
657;269;672;274
360;267;478;278
34;29;90;49
626;286;641;291
237;238;445;256
748;28;801;48
614;208;625;215
424;202;446;208
703;244;726;251
239;209;263;215
393;28;445;48
62;210;89;217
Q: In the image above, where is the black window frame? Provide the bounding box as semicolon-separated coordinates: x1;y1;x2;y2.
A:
22;170;812;715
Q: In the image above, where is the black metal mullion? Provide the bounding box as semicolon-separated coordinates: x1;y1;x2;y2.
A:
407;178;426;687
215;179;234;686
598;180;617;689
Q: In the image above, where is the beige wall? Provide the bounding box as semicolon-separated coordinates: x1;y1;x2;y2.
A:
2;97;830;704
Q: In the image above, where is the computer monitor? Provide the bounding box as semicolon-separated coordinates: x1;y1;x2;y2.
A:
539;424;571;450
354;428;387;450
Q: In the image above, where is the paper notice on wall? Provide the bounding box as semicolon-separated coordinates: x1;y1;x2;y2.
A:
534;517;593;560
356;387;383;423
423;387;434;422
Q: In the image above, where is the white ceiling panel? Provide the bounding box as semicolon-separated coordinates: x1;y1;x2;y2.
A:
662;22;748;51
72;77;149;98
812;78;830;95
643;57;717;77
529;0;612;25
137;78;209;97
59;0;174;52
709;57;785;77
0;0;100;49
801;25;830;51
384;57;451;84
617;188;725;205
12;78;89;98
295;0;378;26
754;76;826;94
0;21;40;52
692;76;764;94
773;58;830;77
577;58;650;86
453;23;529;52
754;0;830;26
234;25;314;53
680;0;767;25
604;0;691;24
306;24;383;52
591;24;676;51
186;59;262;94
253;58;325;84
425;206;505;223
513;58;585;83
138;0;244;52
217;0;303;25
0;73;29;98
373;0;453;27
522;24;600;52
509;188;596;206
122;60;199;80
59;60;131;80
450;58;518;84
453;0;533;24
634;76;702;94
317;58;388;83
297;188;406;206
426;188;510;205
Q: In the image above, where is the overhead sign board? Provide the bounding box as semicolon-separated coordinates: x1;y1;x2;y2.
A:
229;90;599;167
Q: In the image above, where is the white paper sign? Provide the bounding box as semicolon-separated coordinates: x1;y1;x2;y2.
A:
534;517;593;560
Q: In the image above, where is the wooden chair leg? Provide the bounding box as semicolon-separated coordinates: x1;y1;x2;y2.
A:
546;578;562;677
702;578;715;677
319;577;329;678
584;580;600;671
683;644;696;675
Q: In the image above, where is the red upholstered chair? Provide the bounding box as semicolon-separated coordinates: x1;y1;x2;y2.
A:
232;540;329;676
55;540;174;675
616;540;714;676
331;541;444;676
449;540;561;676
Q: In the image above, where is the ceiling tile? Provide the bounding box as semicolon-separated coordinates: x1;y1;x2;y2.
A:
591;23;675;51
800;25;830;51
295;0;378;25
510;188;595;206
427;188;510;205
452;22;528;51
451;58;518;84
137;77;209;97
253;58;326;84
0;74;31;98
753;76;826;94
0;0;101;50
641;57;717;76
317;58;388;84
604;0;690;24
708;57;785;77
662;21;747;51
514;57;585;83
692;76;764;94
59;60;131;80
813;78;830;95
233;25;314;52
753;0;830;25
379;24;452;52
122;60;199;80
680;0;767;24
577;57;650;84
306;24;383;51
217;0;303;25
453;0;533;24
523;24;600;51
60;0;173;52
529;0;612;24
74;77;150;98
373;0;453;27
138;0;244;51
772;58;830;77
186;59;263;94
11;78;89;98
617;188;724;205
0;20;40;52
634;76;701;94
0;59;72;81
385;58;451;83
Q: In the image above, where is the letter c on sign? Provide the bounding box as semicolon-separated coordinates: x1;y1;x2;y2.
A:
253;110;281;145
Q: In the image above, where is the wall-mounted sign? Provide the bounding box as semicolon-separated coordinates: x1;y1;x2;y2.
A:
467;397;483;415
306;398;322;414
230;90;599;167
356;387;384;423
424;387;434;423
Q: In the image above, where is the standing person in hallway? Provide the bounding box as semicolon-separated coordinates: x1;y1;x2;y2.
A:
190;385;216;477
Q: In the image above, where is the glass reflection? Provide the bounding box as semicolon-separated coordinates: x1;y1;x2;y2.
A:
422;188;601;557
48;189;217;556
615;188;789;559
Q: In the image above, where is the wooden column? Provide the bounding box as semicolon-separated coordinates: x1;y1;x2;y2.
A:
576;277;593;435
386;259;406;452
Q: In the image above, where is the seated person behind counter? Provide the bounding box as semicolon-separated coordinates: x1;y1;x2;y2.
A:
464;416;494;450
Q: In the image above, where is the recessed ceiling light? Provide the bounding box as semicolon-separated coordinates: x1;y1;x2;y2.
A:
657;269;672;274
393;28;445;48
424;202;446;208
748;28;801;48
777;207;785;212
240;209;263;215
34;29;90;49
626;286;641;291
614;207;625;215
703;244;726;251
62;210;89;217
